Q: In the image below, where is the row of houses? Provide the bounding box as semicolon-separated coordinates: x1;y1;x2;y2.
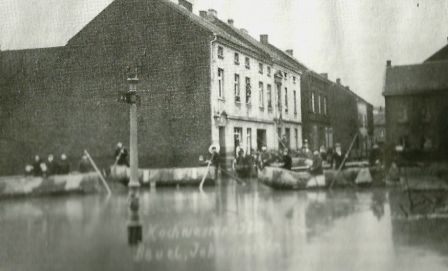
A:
0;0;373;174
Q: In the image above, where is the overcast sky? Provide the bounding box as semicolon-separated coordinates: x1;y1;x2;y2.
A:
1;0;448;106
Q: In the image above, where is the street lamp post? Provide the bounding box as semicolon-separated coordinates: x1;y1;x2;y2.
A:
126;75;142;245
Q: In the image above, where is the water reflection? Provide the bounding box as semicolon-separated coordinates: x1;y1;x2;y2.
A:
0;180;447;271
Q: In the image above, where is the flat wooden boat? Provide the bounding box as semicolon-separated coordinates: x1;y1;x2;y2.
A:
0;173;103;198
108;165;216;187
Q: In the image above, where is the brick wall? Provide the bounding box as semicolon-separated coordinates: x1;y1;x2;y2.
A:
0;0;213;174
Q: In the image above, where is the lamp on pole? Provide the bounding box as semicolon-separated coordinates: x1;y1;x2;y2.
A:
126;74;142;245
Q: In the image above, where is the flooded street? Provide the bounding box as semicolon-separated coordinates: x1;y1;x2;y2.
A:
1;179;447;271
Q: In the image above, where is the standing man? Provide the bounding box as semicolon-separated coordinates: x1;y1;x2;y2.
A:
282;149;292;170
32;155;42;176
115;142;129;167
332;143;344;169
58;154;70;174
209;145;221;181
46;154;58;175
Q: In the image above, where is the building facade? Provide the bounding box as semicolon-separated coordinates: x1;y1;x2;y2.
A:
384;43;448;160
0;0;306;174
300;71;332;151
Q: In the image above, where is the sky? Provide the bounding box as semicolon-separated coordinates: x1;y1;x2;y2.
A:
1;0;448;106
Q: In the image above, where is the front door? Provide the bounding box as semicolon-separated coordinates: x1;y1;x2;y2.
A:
219;127;226;162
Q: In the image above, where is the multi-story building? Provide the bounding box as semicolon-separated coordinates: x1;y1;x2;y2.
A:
300;71;332;151
0;0;306;174
384;40;448;160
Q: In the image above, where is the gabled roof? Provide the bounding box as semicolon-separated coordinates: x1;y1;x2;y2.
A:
384;61;448;96
425;43;448;63
208;17;308;72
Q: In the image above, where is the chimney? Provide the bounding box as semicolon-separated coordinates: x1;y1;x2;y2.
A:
240;28;248;34
178;0;192;12
386;60;391;67
336;78;341;85
207;9;217;18
320;73;328;79
260;34;269;45
227;19;234;26
199;10;207;18
285;49;293;56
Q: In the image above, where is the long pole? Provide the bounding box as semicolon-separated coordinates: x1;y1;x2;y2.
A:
129;102;139;188
329;133;358;189
84;150;112;196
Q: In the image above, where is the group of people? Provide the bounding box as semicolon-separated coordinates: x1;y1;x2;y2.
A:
24;142;130;177
25;154;70;177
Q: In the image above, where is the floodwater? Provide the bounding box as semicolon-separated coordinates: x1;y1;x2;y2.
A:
1;179;448;271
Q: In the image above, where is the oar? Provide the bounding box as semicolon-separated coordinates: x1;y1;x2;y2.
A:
199;153;214;192
84;150;112;196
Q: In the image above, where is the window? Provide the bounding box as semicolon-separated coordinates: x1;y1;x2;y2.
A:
218;46;224;59
293;90;297;115
234;52;239;65
247;128;252;154
234;74;240;102
293;76;296;84
218;68;224;99
323;96;327;115
245;57;250;69
267;66;271;77
245;77;251;104
284;72;287;81
277;84;282;111
311;92;315;113
267;84;272;109
259;82;264;109
398;106;408;123
284;87;288;113
318;95;322;114
259;63;263;74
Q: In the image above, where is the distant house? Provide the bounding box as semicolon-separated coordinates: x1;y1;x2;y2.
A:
384;42;448;159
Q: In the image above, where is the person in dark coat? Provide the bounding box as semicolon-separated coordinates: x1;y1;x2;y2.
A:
233;148;246;177
58;153;70;174
332;143;344;170
115;142;129;166
309;151;323;175
46;154;58;175
210;146;221;180
79;154;92;173
282;150;292;170
32;155;43;176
